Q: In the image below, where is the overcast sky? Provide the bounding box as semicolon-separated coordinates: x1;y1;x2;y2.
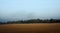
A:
0;0;60;22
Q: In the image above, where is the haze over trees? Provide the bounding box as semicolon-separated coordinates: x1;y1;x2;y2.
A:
0;19;60;24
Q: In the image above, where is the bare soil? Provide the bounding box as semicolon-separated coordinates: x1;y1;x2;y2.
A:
0;23;60;33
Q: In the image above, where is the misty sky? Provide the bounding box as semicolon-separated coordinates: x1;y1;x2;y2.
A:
0;0;60;22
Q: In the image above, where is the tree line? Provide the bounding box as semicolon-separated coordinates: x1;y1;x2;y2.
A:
0;19;60;24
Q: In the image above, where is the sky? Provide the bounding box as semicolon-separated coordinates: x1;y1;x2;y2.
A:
0;0;60;22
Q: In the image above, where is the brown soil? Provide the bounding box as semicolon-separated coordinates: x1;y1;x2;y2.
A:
0;23;60;33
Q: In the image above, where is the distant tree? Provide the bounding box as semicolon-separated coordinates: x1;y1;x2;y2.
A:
49;19;54;23
0;22;2;24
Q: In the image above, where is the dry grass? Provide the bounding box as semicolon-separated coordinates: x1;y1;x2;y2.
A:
0;23;60;33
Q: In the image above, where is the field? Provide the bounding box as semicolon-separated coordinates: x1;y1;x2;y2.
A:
0;23;60;33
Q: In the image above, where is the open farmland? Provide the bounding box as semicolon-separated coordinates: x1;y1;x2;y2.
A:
0;23;60;33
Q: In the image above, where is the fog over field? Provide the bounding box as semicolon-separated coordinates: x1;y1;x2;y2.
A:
0;0;60;22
